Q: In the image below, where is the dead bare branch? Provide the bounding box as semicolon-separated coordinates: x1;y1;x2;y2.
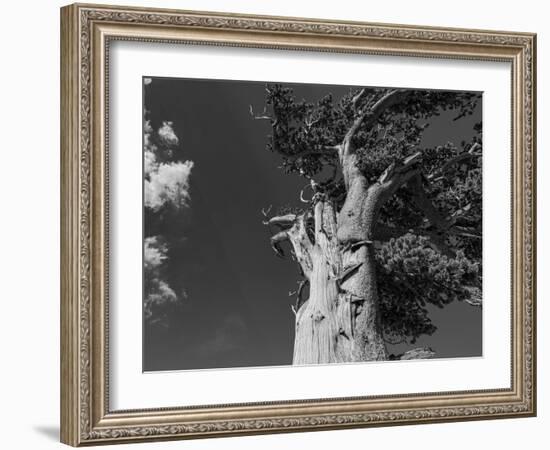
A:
427;145;482;181
266;214;297;228
289;279;310;314
304;114;322;130
300;184;314;203
464;285;482;307
249;104;272;121
260;205;273;224
464;297;482;307
351;88;367;109
398;347;436;360
378;151;422;185
337;262;364;283
270;231;289;258
350;239;373;251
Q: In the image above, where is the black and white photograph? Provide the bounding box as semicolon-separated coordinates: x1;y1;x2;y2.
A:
142;77;483;372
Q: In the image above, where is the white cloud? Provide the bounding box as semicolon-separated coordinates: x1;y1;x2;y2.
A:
144;121;158;175
144;120;194;211
145;160;194;211
143;77;152;85
158;121;179;146
147;279;177;307
144;279;178;321
144;235;185;322
142;117;193;323
144;119;153;134
144;149;157;175
144;236;168;270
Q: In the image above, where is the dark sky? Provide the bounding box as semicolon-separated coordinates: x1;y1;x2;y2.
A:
143;77;482;372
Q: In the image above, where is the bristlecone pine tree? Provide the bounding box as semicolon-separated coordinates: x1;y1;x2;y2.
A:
254;85;482;365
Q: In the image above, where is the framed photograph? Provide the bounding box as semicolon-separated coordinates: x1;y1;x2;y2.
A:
60;3;536;446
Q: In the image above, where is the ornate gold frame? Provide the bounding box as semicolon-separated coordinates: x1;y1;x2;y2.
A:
60;3;536;446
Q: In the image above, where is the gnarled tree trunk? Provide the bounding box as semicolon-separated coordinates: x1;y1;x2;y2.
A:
267;151;423;364
290;191;389;364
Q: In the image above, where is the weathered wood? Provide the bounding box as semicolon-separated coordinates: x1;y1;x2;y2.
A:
292;197;388;364
399;347;436;360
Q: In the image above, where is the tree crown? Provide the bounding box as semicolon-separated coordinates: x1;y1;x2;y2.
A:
258;84;482;345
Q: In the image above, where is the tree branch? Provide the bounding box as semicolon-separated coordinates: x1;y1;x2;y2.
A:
428;142;482;181
407;173;451;230
351;88;368;109
448;225;482;240
289;279;309;312
398;347;436;360
286;145;341;162
263;211;314;276
343;89;407;151
264;214;297;227
287;215;315;276
337;262;364;283
270;231;289;258
378;151;422;185
314;201;324;238
369;152;423;210
249;104;272;121
367;89;409;127
463;286;482;307
406;173;482;241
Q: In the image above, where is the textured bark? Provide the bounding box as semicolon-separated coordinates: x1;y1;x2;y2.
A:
289;171;392;364
289;151;425;364
290;194;390;364
292;200;344;364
